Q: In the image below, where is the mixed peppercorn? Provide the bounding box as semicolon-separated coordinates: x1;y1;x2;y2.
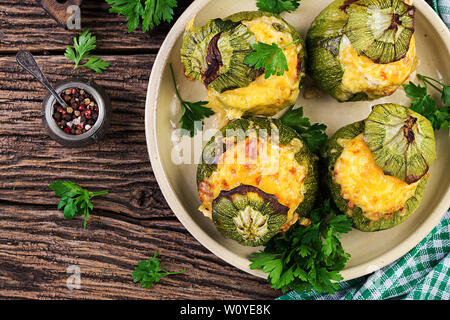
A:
52;87;99;135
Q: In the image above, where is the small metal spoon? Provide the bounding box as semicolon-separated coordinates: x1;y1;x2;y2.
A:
16;50;70;109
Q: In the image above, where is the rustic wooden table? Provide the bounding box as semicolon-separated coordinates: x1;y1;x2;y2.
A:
0;0;280;299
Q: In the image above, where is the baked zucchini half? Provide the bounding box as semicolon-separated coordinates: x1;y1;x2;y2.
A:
197;117;318;246
181;11;306;120
306;0;417;102
321;104;436;231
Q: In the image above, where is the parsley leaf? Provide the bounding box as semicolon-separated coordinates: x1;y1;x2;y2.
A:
403;74;450;130
81;56;111;74
244;40;298;79
256;0;301;14
106;0;177;32
64;29;110;73
249;199;352;294
169;63;214;137
280;106;328;153
142;0;177;32
106;0;143;32
132;252;185;288
49;181;108;229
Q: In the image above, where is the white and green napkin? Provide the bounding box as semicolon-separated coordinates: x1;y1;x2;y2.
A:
431;0;450;28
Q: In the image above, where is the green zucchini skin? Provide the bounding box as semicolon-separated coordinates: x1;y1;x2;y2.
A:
197;117;319;223
225;11;307;90
306;0;415;102
212;184;289;246
320;121;428;232
306;0;350;102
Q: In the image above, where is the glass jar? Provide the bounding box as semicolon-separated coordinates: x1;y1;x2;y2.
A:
41;78;112;147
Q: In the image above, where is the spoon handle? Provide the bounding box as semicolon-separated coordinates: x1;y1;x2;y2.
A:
16;50;69;108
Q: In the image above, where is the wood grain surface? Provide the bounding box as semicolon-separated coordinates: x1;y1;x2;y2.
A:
0;0;280;299
34;0;84;28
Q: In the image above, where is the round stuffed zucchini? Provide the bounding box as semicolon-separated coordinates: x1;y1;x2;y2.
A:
321;103;436;231
197;117;318;246
306;0;417;102
181;11;306;120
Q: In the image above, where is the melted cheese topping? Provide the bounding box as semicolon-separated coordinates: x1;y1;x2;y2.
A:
339;35;417;99
198;136;307;231
207;16;301;120
333;134;420;221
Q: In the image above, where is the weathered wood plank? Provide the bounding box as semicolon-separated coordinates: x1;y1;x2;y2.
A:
0;54;158;218
34;0;84;28
0;0;191;53
0;204;278;299
0;0;281;299
0;54;279;299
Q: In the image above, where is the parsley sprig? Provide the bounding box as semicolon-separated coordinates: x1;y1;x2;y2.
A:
64;29;110;73
250;199;352;294
106;0;178;32
244;39;299;79
132;252;185;288
280;106;328;153
403;74;449;130
49;181;108;229
256;0;301;14
169;63;214;137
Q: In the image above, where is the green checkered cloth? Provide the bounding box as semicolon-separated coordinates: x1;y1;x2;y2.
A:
279;210;450;300
430;0;450;28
